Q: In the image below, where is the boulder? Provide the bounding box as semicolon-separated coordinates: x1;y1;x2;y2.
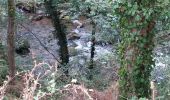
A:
72;20;84;28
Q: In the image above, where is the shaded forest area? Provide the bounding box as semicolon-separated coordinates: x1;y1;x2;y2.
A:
0;0;170;100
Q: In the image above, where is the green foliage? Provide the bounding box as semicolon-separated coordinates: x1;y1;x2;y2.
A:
70;0;111;16
0;62;8;85
0;0;28;28
0;0;7;27
70;0;119;44
0;43;8;85
35;64;73;100
70;53;117;91
130;96;148;100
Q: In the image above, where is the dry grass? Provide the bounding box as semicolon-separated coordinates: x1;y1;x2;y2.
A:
21;60;57;100
0;61;120;100
62;81;119;100
0;60;57;100
0;76;10;100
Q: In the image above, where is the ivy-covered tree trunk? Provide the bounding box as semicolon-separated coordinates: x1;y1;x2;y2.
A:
7;0;16;78
44;0;69;75
118;20;155;99
113;0;157;99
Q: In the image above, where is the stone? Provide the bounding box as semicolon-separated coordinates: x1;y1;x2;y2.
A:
67;32;81;40
72;20;84;28
74;41;83;50
68;47;78;56
16;2;35;13
68;41;78;47
31;15;44;21
72;29;80;34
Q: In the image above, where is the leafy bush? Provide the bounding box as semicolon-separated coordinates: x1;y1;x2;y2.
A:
68;52;118;91
69;0;119;44
0;43;8;85
0;61;8;85
0;0;7;27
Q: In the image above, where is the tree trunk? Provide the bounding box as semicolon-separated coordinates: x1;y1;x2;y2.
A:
89;20;96;79
119;18;155;98
44;0;69;75
89;20;96;68
7;0;16;78
116;1;156;98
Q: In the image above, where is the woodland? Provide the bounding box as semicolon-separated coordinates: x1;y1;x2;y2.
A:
0;0;170;100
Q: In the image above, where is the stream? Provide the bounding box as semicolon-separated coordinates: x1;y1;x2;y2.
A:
13;17;118;82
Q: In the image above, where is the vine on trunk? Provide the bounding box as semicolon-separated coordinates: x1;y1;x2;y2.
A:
111;0;168;99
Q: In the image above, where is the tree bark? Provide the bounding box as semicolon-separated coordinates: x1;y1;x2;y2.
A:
44;0;69;75
119;18;155;98
89;20;96;69
117;1;156;98
7;0;16;78
88;20;96;80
